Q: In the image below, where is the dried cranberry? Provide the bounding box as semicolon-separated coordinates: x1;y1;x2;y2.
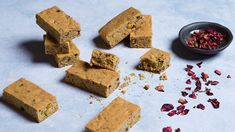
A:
163;126;172;132
161;104;174;112
181;91;188;97
181;109;189;115
208;98;220;109
196;61;203;68
167;110;177;117
189;93;197;99
196;104;205;110
214;70;221;76
177;105;185;111
186;79;191;84
178;98;188;104
175;128;181;132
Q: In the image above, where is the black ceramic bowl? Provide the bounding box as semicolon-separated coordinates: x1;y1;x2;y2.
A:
179;22;233;55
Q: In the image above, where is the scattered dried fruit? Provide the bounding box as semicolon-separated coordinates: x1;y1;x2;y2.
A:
167;110;177;117
196;61;203;68
201;72;209;82
156;85;164;92
185;87;191;91
196;104;205;110
175;128;181;132
181;91;188;97
181;109;189;115
161;104;174;112
186;79;191;84
178;98;188;104
163;126;172;132
214;70;221;76
205;88;214;96
208;98;220;109
189;93;197;99
211;81;219;85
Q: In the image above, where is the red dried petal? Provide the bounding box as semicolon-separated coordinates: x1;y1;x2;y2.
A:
201;72;209;82
181;109;189;115
214;70;221;76
186;79;191;84
163;126;172;132
185;87;191;91
177;105;185;111
196;104;205;110
181;91;188;97
206;88;214;96
208;98;220;109
167;110;177;117
189;93;197;99
175;128;181;132
211;81;219;85
178;98;188;104
196;61;203;68
187;65;193;69
161;104;174;112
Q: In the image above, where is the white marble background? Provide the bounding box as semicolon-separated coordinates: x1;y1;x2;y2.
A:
0;0;234;132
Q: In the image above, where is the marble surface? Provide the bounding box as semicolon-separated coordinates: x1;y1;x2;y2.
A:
0;0;235;132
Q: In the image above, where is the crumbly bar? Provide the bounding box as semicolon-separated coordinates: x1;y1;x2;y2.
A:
65;60;120;97
36;6;80;43
44;34;70;55
130;15;152;48
138;48;171;73
85;97;140;132
99;7;144;48
53;42;80;68
90;49;120;71
2;78;58;123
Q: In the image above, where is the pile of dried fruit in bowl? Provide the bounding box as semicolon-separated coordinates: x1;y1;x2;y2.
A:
187;29;224;50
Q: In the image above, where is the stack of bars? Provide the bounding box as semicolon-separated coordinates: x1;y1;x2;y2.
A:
36;6;81;68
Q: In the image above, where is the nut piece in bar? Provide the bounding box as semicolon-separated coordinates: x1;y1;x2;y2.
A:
90;49;120;71
36;6;80;43
130;15;152;48
85;97;140;132
138;48;171;73
65;60;120;97
99;7;144;48
2;78;58;123
44;34;70;55
53;42;80;68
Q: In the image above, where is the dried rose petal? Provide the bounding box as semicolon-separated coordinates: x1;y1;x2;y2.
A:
156;85;164;92
181;91;188;97
214;70;221;76
196;61;203;68
167;110;177;117
186;79;191;84
178;98;188;104
208;98;220;109
177;105;185;111
161;104;174;112
163;126;172;132
196;104;205;110
185;87;191;91
181;109;189;115
187;71;195;76
187;65;193;69
189;93;197;99
227;75;231;78
175;128;181;132
205;80;212;86
211;81;219;85
201;72;209;82
205;88;214;96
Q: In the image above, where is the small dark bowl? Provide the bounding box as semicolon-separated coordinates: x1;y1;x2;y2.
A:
179;22;233;55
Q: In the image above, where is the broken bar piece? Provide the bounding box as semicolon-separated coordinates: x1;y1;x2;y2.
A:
36;6;80;43
90;49;119;71
130;15;152;48
99;7;144;48
85;97;140;132
65;60;120;97
2;78;58;123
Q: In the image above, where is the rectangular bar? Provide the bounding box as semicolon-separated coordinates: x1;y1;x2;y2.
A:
36;6;80;43
65;60;120;97
2;78;58;123
99;7;144;48
130;15;152;48
44;34;70;55
53;42;80;68
85;97;141;132
138;48;171;73
90;49;119;71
